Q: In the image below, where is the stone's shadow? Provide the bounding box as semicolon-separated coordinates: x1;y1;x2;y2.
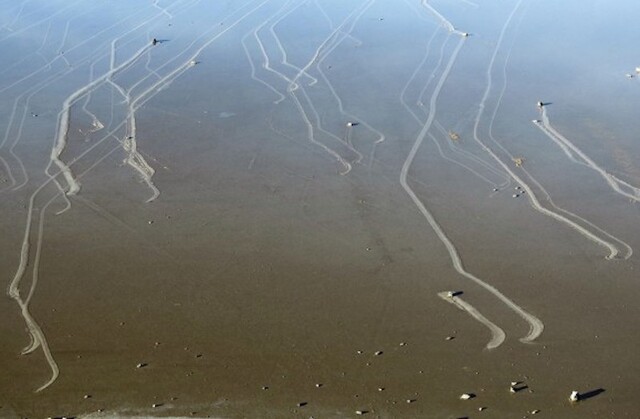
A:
580;388;605;401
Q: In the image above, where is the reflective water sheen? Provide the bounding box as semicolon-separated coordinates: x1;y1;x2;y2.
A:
1;0;639;417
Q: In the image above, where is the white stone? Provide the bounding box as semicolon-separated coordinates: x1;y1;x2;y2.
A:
569;391;580;402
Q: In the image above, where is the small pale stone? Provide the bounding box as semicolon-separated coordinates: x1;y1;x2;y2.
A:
374;351;383;356
459;393;473;400
569;391;580;402
531;409;540;415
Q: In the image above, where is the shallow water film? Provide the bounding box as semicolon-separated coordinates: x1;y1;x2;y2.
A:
1;0;639;417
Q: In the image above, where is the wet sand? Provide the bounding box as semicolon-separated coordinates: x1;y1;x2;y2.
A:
1;0;640;417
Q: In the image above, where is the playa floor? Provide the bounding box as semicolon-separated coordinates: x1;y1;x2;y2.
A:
1;0;639;417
